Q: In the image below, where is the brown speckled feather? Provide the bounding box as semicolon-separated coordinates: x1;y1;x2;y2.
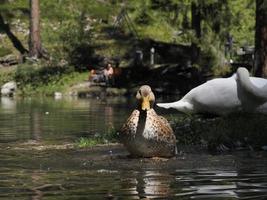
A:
119;109;176;157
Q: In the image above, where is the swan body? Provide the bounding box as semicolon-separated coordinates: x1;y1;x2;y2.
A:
157;67;267;115
119;85;176;157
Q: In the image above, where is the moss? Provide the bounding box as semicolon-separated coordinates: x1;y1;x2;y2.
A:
0;47;12;57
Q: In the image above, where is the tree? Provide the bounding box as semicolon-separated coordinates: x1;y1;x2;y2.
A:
0;14;28;55
254;0;267;77
191;1;202;63
29;0;43;58
0;1;28;55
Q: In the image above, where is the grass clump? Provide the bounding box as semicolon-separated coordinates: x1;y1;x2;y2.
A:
0;67;16;87
0;47;12;57
76;125;118;148
77;137;99;148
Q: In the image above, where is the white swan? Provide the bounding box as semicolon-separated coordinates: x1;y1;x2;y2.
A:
157;67;267;115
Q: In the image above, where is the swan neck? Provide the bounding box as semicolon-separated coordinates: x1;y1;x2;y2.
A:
237;67;267;101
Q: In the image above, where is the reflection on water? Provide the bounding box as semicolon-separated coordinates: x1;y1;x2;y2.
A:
136;171;174;199
0;97;267;199
1;164;267;199
0;97;132;143
175;169;267;199
0;97;16;112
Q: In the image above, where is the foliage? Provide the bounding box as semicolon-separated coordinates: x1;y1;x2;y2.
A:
15;63;73;85
0;47;12;57
121;0;255;71
58;13;95;71
0;0;257;79
229;0;255;47
0;67;16;87
14;63;89;96
0;0;28;16
198;24;226;71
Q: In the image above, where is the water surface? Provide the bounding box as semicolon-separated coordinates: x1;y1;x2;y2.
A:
0;96;267;199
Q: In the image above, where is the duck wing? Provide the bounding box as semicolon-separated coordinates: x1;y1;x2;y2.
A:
149;110;176;143
119;110;139;137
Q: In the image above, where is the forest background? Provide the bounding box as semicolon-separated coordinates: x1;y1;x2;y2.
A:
0;0;265;96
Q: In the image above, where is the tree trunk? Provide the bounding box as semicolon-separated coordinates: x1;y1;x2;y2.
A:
191;2;201;64
254;0;267;77
29;0;42;58
191;2;201;38
0;14;28;55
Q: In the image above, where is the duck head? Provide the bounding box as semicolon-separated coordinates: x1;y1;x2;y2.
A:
136;85;155;111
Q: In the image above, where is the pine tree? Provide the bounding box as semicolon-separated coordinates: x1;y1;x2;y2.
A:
29;0;43;58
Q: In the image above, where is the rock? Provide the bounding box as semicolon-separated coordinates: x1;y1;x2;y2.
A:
0;54;18;66
54;92;63;99
1;81;17;96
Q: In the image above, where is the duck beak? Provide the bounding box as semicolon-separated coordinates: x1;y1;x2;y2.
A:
141;96;150;111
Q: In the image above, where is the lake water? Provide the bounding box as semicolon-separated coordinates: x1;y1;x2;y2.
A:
0;96;267;199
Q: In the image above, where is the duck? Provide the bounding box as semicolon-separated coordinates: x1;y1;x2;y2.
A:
119;85;177;158
157;67;267;115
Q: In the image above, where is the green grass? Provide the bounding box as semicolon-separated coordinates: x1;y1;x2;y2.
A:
0;67;16;87
76;125;118;148
0;64;90;97
17;70;88;96
0;47;12;57
76;137;99;148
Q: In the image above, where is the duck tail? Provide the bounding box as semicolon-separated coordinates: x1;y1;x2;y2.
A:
157;100;195;114
157;102;178;109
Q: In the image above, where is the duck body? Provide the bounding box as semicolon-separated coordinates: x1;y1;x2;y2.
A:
119;85;176;158
120;108;176;157
157;67;267;115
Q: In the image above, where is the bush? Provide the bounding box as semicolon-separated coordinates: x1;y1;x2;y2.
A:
0;69;16;87
15;63;74;87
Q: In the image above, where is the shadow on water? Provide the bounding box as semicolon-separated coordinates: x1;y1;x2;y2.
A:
0;97;267;199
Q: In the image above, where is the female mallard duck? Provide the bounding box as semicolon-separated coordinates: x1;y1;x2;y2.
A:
119;85;176;158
